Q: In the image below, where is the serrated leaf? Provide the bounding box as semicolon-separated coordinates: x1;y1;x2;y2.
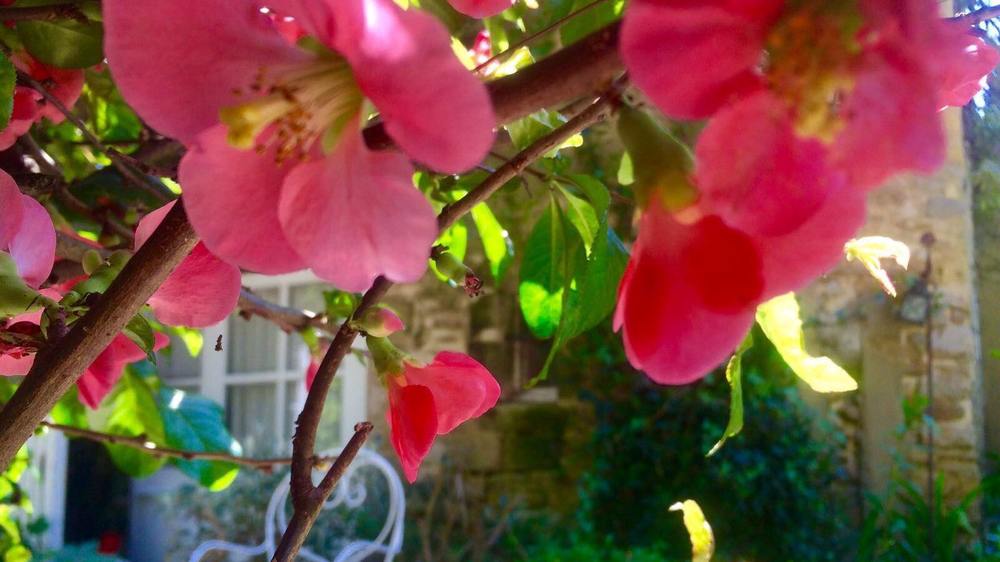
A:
557;184;599;254
156;387;241;491
669;499;715;562
519;198;566;339
17;19;103;69
756;293;857;393
471;202;513;281
0;52;15;132
707;333;753;457
86;371;167;477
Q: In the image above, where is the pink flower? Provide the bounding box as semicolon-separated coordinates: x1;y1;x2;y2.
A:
0;54;84;150
105;0;495;292
621;0;999;189
447;0;512;18
386;352;500;482
134;201;242;328
0;169;55;288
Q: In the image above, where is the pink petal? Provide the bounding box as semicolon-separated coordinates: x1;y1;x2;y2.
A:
179;125;307;274
757;185;868;300
326;0;495;173
387;381;437;483
0;170;24;249
621;0;779;119
615;206;761;385
832;46;944;190
695;93;838;236
9;195;55;288
0;88;41;151
305;358;319;390
278;130;437;292
0;353;33;377
136;202;242;328
926;21;1000;107
447;0;512;18
103;0;308;143
403;351;500;435
16;55;84;124
77;333;170;409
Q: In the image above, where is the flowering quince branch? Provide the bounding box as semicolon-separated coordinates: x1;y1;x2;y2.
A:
274;88;623;562
952;5;1000;27
0;203;197;470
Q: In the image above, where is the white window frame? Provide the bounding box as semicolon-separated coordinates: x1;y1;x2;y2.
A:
194;271;369;451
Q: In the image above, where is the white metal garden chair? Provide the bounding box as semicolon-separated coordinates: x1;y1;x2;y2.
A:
189;448;405;562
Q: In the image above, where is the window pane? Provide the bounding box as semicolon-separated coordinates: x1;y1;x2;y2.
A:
226;383;278;457
314;377;343;453
157;333;200;382
286;284;327;371
228;288;280;374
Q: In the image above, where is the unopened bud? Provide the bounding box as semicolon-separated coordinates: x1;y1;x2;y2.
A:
616;106;699;211
354;307;405;337
433;251;470;285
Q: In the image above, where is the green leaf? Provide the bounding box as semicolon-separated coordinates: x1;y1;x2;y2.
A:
532;219;629;383
17;19;104;69
156;388;241;491
669;499;715;562
566;174;610;218
172;326;204;357
707;333;753;457
505;109;582;155
617;152;634;186
0;52;15;132
471;202;514;281
756;293;857;393
50;387;87;428
3;544;30;562
519;198;566;339
86;371;167;478
557;184;599;254
0;254;49;318
323;290;359;320
123;315;157;363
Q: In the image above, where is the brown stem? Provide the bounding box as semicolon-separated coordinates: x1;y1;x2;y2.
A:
0;203;198;469
273;86;623;561
363;21;622;150
37;418;337;471
0;3;86;22
271;422;373;562
238;288;332;334
952;5;1000;26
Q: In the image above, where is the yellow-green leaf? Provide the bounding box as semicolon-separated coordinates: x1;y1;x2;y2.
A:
707;333;752;457
844;236;910;297
669;499;714;562
756;293;857;393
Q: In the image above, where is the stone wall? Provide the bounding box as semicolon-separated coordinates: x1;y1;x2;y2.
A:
798;108;985;508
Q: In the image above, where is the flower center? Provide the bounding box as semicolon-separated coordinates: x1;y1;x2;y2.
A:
764;1;863;141
219;52;363;163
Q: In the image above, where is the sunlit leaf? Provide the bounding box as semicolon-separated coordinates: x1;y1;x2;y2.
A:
0;52;15;132
471;202;514;281
0;254;49;319
845;236;911;297
122;314;157;363
557;184;599;253
756;293;857;393
172;326;204;357
669;499;714;562
519;198;566;339
707;333;752;457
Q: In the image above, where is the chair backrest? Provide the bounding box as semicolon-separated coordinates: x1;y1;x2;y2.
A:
189;448;406;562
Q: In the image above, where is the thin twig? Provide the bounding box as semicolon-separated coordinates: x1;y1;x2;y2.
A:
473;0;612;73
952;5;1000;26
37;418;337;472
0;3;86;22
238;288;333;334
17;70;175;202
273;84;625;562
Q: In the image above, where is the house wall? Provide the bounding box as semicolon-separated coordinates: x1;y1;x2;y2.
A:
798;107;985;509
